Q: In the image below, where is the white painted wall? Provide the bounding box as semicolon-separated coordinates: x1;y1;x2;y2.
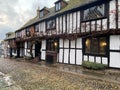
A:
59;49;63;63
118;0;120;28
70;49;75;64
59;39;63;47
96;20;101;31
77;11;80;33
96;57;101;63
110;35;120;68
69;13;72;34
76;50;82;65
102;19;107;30
76;38;82;48
91;21;95;32
64;39;69;48
59;16;62;34
73;12;76;33
64;49;69;63
41;40;46;60
110;35;120;50
71;40;75;48
109;0;116;29
102;57;108;65
89;56;94;62
110;52;120;68
63;15;66;34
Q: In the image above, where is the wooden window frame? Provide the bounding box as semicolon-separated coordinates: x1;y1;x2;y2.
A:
83;36;108;57
46;19;56;30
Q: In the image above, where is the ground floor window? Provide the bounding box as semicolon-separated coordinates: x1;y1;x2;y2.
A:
46;38;59;53
83;36;108;56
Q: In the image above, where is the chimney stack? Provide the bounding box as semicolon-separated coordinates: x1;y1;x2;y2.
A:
37;6;40;17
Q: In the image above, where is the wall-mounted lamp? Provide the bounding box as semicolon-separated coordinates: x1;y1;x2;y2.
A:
54;42;58;47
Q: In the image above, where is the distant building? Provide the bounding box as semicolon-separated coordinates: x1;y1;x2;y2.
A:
0;40;4;57
4;32;16;58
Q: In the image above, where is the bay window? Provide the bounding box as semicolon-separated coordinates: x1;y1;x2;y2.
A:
84;37;108;56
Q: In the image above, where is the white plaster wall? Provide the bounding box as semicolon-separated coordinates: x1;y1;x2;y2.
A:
91;21;95;32
70;49;75;64
86;22;90;32
67;14;70;33
59;16;62;34
77;11;80;33
64;39;69;48
63;15;66;34
41;40;46;60
76;50;82;65
32;49;35;57
102;19;107;30
59;49;63;63
110;35;120;68
56;17;59;34
109;0;116;29
81;23;85;33
59;39;63;47
64;49;69;63
110;52;120;68
71;40;75;48
73;12;76;33
69;13;72;34
110;35;120;50
97;20;101;31
102;57;108;65
89;56;94;62
96;57;101;63
118;0;120;28
26;49;31;57
84;55;88;61
76;38;82;48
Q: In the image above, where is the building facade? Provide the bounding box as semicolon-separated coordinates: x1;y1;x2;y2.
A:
4;32;16;58
15;0;120;68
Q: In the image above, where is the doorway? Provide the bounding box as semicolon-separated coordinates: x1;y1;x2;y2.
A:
35;42;41;61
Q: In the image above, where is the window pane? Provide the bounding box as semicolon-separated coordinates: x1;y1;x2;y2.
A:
99;37;106;54
85;38;91;53
91;38;99;54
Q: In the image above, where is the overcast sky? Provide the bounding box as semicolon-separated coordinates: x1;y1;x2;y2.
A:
0;0;57;40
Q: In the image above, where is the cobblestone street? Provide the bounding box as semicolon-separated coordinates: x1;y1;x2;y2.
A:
0;58;120;90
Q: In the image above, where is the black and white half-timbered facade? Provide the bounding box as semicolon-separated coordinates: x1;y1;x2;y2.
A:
15;0;120;68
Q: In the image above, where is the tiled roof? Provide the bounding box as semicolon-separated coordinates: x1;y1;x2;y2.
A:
16;0;96;32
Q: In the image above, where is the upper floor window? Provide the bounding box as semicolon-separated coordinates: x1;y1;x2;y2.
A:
40;11;44;17
46;19;56;30
35;24;39;32
26;28;30;37
81;4;108;21
83;37;108;56
55;2;61;11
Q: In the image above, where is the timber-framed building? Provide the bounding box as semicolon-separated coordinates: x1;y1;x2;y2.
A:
14;0;120;68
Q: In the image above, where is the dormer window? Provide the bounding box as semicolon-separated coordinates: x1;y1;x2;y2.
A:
39;7;49;18
40;11;44;17
55;0;67;12
55;2;61;11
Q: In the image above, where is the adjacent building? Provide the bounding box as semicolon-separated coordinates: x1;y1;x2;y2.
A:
4;32;16;58
7;0;120;68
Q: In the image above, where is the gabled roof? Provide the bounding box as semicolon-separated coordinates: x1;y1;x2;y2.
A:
16;0;98;32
